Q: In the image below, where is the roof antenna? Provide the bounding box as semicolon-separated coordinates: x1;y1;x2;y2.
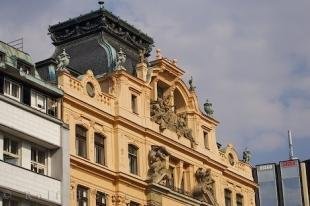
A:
98;1;104;10
288;130;297;160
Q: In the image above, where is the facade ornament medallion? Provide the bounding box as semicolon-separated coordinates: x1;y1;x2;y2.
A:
203;99;214;116
147;145;172;187
192;168;218;206
114;48;126;71
56;49;70;72
150;95;197;147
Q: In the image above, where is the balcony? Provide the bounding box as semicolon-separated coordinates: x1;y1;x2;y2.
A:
0;160;61;204
0;95;62;147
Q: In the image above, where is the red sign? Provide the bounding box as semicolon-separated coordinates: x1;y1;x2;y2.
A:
280;160;298;168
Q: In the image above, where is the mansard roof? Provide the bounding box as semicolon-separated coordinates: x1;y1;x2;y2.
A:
48;8;154;76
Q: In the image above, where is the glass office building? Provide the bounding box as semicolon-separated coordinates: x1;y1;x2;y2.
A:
280;160;303;206
256;164;279;206
254;159;310;206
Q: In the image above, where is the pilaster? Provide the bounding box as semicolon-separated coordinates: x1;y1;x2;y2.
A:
0;131;3;160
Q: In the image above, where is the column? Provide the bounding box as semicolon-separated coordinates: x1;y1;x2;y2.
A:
90;188;97;206
0;131;3;160
21;142;31;169
0;195;3;206
70;182;77;206
88;124;95;162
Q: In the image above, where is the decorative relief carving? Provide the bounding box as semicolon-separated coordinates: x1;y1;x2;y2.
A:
192;168;218;206
147;145;172;187
150;95;197;147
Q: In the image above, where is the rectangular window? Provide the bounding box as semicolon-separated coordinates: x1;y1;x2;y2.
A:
77;185;88;206
4;79;21;101
129;201;140;206
31;90;47;113
3;199;19;206
131;94;138;114
76;125;87;158
225;189;232;206
31;147;47;175
47;98;57;117
3;137;20;165
236;194;243;206
95;133;105;165
203;131;209;149
96;192;106;206
128;144;138;175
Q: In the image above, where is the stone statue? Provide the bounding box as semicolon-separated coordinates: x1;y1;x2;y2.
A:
147;145;172;187
204;99;214;116
150;95;197;147
242;148;251;163
192;168;218;206
115;48;126;70
176;113;197;147
189;76;196;91
56;49;70;71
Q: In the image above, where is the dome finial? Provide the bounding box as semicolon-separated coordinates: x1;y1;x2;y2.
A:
98;1;104;9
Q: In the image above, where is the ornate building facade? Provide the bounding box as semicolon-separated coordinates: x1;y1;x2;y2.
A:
38;5;257;206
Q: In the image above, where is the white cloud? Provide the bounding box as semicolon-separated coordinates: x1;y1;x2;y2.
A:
1;0;310;163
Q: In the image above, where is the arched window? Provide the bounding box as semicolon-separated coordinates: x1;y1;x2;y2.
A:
76;125;87;158
224;189;232;206
128;144;138;175
94;133;105;165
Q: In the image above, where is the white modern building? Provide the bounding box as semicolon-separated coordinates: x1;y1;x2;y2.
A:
0;41;69;206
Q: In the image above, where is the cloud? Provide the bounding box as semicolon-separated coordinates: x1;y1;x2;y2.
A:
1;0;310;163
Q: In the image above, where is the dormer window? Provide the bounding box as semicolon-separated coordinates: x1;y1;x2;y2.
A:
31;90;46;112
17;60;32;74
4;78;21;101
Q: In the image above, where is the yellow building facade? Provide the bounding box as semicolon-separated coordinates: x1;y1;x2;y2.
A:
57;56;256;205
43;6;256;206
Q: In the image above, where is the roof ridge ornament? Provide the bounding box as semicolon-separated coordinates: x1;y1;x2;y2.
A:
98;1;104;10
56;49;70;72
189;76;196;91
114;48;126;71
204;99;214;116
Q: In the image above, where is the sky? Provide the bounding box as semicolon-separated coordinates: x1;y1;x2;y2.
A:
1;0;310;165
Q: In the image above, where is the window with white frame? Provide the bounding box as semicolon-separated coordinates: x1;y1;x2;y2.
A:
77;185;88;206
3;137;20;165
94;133;105;165
3;79;21;101
96;191;106;206
31;146;47;175
31;90;46;112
